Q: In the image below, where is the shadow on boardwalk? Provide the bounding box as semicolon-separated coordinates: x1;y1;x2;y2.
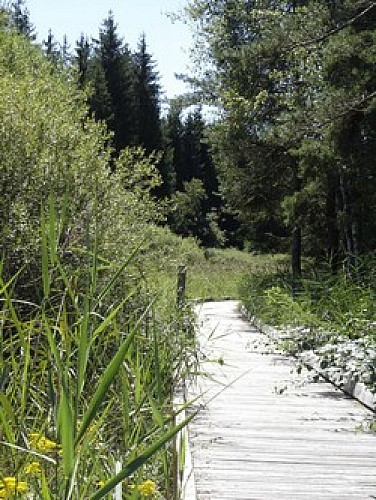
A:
182;300;376;500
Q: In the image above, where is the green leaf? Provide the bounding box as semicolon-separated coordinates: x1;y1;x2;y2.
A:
90;412;195;500
90;290;136;344
148;393;164;427
94;238;145;309
48;196;57;267
41;206;50;299
76;300;155;445
41;470;52;500
58;387;75;478
0;393;16;444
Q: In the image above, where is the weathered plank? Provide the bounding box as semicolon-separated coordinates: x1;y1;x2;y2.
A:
184;301;376;500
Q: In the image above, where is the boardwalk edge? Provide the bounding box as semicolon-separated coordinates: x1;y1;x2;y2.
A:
173;389;197;500
240;304;376;413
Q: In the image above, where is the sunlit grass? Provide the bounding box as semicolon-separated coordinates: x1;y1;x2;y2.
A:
185;248;289;301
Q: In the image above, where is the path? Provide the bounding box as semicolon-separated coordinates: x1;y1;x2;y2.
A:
183;300;376;500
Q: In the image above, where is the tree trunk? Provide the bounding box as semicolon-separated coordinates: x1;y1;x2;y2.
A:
291;225;302;280
325;172;340;271
339;171;359;274
291;161;302;284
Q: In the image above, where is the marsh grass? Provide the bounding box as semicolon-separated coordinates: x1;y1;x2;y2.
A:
240;257;376;336
185;249;289;301
144;234;289;303
0;205;196;499
239;255;376;393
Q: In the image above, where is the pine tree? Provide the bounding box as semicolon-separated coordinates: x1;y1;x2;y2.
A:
75;34;91;88
93;12;137;152
43;29;61;65
185;0;376;264
134;34;162;153
11;0;35;40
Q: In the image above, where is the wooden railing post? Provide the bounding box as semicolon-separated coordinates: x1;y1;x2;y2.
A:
177;265;186;309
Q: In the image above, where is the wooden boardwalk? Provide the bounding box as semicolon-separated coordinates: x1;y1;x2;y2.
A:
183;301;376;500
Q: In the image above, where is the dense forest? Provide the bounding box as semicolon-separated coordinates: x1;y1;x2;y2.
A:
7;0;375;272
183;0;375;274
6;0;230;250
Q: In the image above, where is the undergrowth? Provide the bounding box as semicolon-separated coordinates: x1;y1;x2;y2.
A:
239;255;376;393
0;208;197;499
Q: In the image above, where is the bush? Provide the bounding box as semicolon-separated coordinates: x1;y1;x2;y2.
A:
0;23;197;498
240;255;376;341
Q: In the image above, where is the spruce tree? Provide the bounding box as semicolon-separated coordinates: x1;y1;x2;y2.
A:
159;102;184;196
43;29;61;64
88;61;114;126
75;34;91;89
93;12;137;152
134;34;162;153
11;0;35;40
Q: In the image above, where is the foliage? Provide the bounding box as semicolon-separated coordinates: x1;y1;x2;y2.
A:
139;227;289;302
74;13;163;159
91;12;138;152
0;26;166;287
173;244;288;301
0;210;195;498
9;0;35;39
168;178;222;245
163;106;232;246
133;34;162;154
185;0;376;263
240;254;376;390
0;23;198;497
241;255;376;335
0;27;106;279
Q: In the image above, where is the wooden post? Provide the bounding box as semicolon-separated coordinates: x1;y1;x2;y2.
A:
113;460;122;499
177;265;186;309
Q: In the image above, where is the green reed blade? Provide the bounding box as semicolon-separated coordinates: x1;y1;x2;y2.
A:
90;413;195;500
94;238;145;309
58;386;75;478
41;206;50;300
90;290;135;343
75;300;154;445
0;393;16;444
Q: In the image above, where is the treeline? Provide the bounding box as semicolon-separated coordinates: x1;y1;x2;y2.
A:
184;0;376;272
8;0;233;247
9;0;375;271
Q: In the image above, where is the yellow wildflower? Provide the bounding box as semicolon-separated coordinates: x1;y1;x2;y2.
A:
96;480;105;488
29;433;61;452
25;461;42;475
136;480;156;497
0;477;28;497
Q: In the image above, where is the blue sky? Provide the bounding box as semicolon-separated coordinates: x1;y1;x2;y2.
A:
26;0;193;99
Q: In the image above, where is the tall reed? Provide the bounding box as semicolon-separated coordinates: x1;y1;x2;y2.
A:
0;201;194;498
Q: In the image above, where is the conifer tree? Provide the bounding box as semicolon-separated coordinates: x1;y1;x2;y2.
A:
75;34;91;88
159;102;184;196
93;12;137;152
185;0;376;263
11;0;35;40
43;28;61;64
134;34;162;153
88;61;114;126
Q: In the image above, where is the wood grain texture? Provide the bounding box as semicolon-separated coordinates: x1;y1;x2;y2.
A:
185;301;376;500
